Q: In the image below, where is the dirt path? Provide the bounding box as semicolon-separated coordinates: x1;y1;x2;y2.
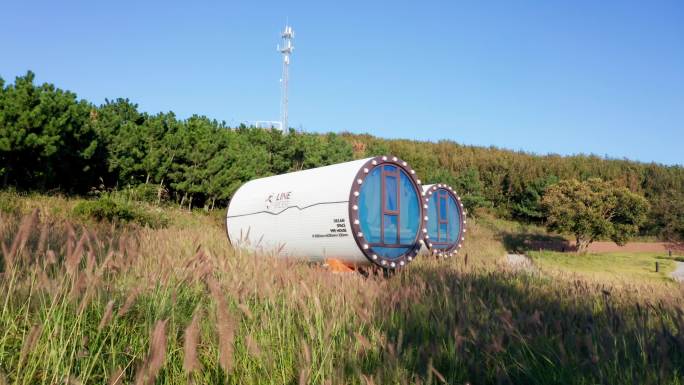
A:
672;261;684;282
506;254;536;272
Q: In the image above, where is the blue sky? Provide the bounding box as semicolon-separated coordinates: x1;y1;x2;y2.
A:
2;1;682;165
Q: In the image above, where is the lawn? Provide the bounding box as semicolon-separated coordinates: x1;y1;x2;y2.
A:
528;250;680;283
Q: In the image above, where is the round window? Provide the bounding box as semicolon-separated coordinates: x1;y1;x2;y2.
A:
426;188;462;249
357;164;421;259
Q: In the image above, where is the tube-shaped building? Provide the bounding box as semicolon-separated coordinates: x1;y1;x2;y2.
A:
226;156;426;269
422;183;466;258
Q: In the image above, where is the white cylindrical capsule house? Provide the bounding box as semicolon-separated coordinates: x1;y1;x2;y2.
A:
226;156;426;269
422;183;466;258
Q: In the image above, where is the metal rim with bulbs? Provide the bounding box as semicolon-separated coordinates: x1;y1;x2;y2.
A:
421;183;466;258
347;156;426;269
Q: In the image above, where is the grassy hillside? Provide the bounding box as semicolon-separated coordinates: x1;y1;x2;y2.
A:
0;195;682;384
2;72;683;240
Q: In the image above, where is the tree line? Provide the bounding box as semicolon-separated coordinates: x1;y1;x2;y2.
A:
0;72;353;209
1;71;682;240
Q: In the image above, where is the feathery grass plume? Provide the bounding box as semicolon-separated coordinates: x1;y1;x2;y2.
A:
298;367;310;385
353;303;371;324
208;276;236;375
453;329;466;353
183;309;203;373
117;236;127;259
245;333;261;358
298;341;312;385
135;319;168;385
36;220;48;258
86;250;97;277
18;325;42;366
66;231;88;275
215;296;236;375
82;227;95;253
45;249;57;266
194;260;213;284
255;234;265;248
0;240;9;267
359;374;376;385
64;375;83;385
107;367;124;385
528;309;543;327
429;362;447;384
237;303;253;320
65;221;76;256
77;289;93;314
98;250;116;273
6;210;39;268
182;249;208;282
118;286;142;316
69;273;87;300
98;300;116;331
37;269;52;292
385;341;396;358
354;332;371;353
244;227;251;244
276;242;286;255
206;275;221;299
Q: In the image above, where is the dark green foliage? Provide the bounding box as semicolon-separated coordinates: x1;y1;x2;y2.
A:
511;175;559;221
1;72;683;239
642;185;684;241
73;195;168;228
0;71;108;192
117;183;166;205
453;168;490;211
541;179;649;251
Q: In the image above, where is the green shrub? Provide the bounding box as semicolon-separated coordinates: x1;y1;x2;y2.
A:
73;195;168;228
0;190;21;215
116;184;167;205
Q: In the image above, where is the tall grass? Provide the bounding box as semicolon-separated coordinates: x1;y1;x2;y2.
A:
0;209;682;384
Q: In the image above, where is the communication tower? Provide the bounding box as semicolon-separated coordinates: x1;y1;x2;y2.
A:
278;24;294;133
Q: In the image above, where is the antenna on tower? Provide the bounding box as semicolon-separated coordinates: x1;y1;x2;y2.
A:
277;23;294;133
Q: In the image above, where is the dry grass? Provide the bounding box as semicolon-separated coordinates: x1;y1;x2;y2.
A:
135;319;168;385
183;309;203;374
0;200;683;384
